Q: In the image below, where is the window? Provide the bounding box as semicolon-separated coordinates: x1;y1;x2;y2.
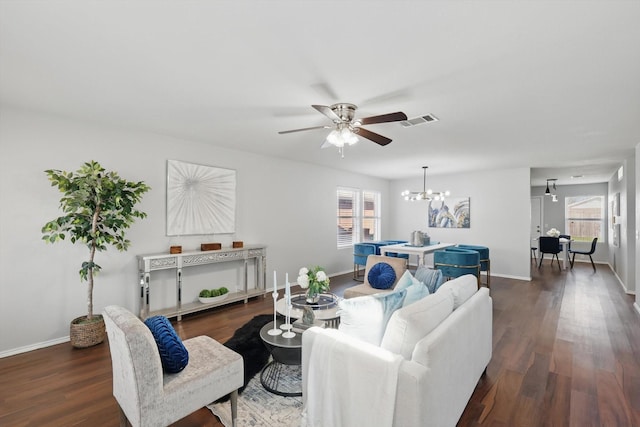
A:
362;191;381;242
337;187;381;248
565;195;605;242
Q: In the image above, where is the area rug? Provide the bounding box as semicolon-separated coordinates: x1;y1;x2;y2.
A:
221;314;273;395
207;365;303;427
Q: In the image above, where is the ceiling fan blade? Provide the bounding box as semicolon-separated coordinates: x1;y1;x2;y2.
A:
356;127;393;146
278;125;332;135
359;111;408;125
311;82;340;101
312;105;341;122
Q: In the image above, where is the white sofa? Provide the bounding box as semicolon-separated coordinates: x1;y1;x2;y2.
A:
302;274;492;427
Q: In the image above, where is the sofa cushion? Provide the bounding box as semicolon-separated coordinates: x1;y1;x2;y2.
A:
414;265;444;293
436;274;478;309
337;289;407;346
380;290;454;359
144;315;189;373
394;270;430;307
368;262;397;289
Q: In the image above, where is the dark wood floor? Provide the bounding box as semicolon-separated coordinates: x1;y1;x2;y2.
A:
1;262;639;426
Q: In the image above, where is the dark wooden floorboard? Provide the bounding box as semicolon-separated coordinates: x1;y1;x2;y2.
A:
1;264;639;426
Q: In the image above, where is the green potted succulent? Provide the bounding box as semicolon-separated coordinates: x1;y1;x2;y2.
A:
42;161;150;348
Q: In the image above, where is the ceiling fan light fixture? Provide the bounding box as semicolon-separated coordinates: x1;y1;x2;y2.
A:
326;130;343;147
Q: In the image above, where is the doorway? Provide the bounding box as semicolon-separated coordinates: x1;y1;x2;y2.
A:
531;196;543;259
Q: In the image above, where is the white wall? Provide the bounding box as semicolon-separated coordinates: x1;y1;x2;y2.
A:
0;107;391;354
636;143;640;313
608;156;636;294
389;167;532;280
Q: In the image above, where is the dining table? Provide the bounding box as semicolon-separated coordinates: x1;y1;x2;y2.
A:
379;241;455;267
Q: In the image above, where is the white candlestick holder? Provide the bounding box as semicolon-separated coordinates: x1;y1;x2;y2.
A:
267;292;282;336
282;300;296;338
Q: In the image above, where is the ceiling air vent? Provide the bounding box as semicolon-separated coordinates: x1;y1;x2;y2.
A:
400;114;439;127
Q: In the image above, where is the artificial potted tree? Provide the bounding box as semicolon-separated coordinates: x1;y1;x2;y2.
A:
42;160;150;348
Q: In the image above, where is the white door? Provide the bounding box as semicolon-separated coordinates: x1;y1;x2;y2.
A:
531;197;543;245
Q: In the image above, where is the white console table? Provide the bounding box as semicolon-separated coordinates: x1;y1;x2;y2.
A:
138;245;267;320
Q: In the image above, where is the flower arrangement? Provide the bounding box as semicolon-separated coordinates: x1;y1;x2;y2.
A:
297;266;330;300
546;228;560;237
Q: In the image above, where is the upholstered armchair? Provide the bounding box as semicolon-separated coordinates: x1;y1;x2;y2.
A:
344;255;407;298
103;306;244;427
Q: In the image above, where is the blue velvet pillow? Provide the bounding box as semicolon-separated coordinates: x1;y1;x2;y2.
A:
368;262;396;289
144;316;189;373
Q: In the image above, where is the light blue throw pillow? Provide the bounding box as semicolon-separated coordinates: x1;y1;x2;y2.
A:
402;279;430;307
394;270;430;307
414;266;444;293
337;289;407;345
394;270;415;291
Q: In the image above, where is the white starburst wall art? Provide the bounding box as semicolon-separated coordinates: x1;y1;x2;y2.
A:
166;160;236;236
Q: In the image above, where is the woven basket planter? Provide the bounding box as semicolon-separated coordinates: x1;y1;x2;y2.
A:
70;314;106;348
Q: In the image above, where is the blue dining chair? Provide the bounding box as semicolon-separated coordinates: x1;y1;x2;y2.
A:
376;240;410;261
456;244;490;288
353;243;376;281
433;247;481;288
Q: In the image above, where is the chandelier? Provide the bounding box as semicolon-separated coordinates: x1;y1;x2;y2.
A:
401;166;450;201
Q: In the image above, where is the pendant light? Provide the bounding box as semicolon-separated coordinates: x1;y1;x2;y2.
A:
401;166;450;201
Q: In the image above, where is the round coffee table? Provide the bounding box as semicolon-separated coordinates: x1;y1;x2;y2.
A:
259;320;303;396
276;292;341;328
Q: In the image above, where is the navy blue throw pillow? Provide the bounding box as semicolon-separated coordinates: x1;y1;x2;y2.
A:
144;316;189;373
368;262;397;289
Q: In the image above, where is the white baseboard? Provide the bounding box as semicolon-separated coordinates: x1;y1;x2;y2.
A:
607;263;635;295
0;336;69;359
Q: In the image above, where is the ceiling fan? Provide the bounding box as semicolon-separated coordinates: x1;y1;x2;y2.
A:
278;103;407;154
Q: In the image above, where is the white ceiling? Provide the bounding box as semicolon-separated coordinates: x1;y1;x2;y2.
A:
1;1;639;186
